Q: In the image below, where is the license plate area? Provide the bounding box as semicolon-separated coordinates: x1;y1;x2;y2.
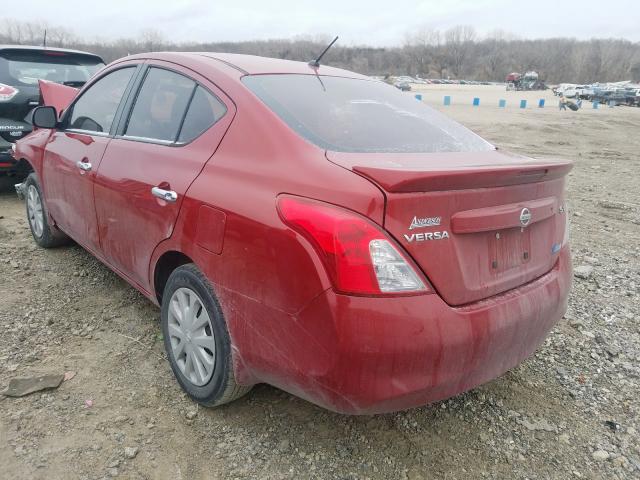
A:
489;228;531;273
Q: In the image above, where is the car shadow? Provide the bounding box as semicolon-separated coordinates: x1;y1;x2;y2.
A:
0;175;25;196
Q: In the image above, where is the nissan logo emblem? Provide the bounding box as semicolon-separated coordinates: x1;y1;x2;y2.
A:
520;207;532;227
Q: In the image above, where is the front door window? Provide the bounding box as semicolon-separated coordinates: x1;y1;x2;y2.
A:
66;67;135;134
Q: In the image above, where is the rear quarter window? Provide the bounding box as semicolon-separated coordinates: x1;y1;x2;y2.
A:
242;74;493;153
178;86;227;143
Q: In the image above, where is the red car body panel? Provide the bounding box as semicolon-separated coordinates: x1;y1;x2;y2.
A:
16;52;572;414
38;80;78;115
247;248;570;414
43;133;110;252
93;60;237;288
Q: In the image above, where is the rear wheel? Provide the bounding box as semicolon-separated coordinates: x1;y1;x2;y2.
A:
161;264;252;407
24;173;69;248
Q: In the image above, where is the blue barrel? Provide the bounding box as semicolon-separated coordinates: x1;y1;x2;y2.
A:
538;99;545;108
498;99;506;108
415;94;422;101
444;95;451;106
473;97;480;106
520;100;527;109
593;101;599;109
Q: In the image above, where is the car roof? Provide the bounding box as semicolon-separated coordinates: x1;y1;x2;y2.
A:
124;51;368;79
198;53;366;77
0;45;104;62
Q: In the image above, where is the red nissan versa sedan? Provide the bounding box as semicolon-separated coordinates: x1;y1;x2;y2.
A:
15;52;572;414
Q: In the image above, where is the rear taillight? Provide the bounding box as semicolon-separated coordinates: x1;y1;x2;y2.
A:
0;83;19;102
277;196;430;296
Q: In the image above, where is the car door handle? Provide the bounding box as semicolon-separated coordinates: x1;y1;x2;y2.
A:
76;160;92;172
151;186;178;203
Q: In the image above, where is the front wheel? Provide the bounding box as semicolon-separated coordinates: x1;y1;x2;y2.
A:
24;173;69;248
161;264;252;407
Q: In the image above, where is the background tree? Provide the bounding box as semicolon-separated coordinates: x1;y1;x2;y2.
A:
631;62;640;82
443;25;477;77
1;18;638;83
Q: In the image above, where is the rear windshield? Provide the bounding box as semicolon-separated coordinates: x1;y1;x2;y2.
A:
242;74;493;153
0;50;104;87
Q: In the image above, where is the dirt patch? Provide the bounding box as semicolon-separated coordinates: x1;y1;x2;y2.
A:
1;86;639;479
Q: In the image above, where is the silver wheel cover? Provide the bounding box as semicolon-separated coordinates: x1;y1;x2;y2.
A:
27;185;44;238
167;287;216;386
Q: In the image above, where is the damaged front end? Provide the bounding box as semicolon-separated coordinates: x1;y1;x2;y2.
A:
2;81;79;178
37;79;79;115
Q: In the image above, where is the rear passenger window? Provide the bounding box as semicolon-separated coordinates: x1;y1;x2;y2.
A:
125;68;195;142
178;86;227;143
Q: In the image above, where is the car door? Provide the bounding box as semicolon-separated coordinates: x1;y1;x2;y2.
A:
42;65;139;252
94;62;234;289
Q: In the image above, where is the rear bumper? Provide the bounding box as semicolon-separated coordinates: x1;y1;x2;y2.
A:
259;246;571;414
0;149;17;172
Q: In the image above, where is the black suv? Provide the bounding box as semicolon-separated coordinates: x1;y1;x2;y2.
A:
0;45;104;176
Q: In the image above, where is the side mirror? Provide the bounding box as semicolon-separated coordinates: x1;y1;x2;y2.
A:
32;106;58;129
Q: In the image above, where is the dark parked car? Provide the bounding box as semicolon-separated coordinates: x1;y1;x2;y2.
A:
0;45;104;176
394;81;411;91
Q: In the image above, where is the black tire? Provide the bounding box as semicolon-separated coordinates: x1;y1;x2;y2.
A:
161;263;252;407
23;173;70;248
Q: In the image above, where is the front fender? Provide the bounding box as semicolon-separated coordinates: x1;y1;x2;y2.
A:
14;128;54;177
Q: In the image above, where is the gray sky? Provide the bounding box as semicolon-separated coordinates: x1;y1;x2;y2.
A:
13;0;640;45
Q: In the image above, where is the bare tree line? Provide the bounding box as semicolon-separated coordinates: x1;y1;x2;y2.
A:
1;19;639;83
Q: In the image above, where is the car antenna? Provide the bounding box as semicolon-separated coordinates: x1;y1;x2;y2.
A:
308;36;338;68
43;29;47;48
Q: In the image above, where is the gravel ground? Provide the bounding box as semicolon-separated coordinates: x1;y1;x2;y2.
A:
1;87;639;479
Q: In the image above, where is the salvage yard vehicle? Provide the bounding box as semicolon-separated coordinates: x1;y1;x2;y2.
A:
591;87;635;106
14;52;572;414
506;71;546;91
0;45;104;177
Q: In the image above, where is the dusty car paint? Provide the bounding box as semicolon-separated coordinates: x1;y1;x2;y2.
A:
16;52;572;414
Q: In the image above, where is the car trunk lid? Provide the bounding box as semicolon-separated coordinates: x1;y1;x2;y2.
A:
328;150;572;306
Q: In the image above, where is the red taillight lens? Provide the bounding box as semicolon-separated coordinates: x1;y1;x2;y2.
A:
277;196;430;296
0;83;19;102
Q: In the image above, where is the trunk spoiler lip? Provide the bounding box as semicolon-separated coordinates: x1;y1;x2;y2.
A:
327;150;573;193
